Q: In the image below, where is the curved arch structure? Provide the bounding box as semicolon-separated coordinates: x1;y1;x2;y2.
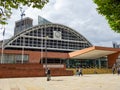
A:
4;23;92;52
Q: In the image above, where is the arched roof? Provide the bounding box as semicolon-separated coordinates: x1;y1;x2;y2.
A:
4;23;92;52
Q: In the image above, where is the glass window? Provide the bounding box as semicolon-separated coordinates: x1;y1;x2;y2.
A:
0;54;29;64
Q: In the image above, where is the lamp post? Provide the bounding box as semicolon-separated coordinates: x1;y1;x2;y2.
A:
45;36;48;70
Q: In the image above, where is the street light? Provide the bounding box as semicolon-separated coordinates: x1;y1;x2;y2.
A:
45;36;48;70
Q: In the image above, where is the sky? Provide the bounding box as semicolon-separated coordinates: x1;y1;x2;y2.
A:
0;0;120;47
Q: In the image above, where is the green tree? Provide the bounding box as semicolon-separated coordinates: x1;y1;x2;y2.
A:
93;0;120;33
0;0;49;25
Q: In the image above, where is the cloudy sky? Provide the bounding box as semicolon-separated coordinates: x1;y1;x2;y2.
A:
0;0;120;47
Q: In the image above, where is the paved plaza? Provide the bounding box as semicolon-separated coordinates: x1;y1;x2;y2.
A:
0;74;120;90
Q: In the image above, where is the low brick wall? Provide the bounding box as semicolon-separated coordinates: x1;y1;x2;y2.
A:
50;68;74;76
0;64;45;78
0;64;73;78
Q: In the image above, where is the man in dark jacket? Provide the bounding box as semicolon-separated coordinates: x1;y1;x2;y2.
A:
46;68;51;81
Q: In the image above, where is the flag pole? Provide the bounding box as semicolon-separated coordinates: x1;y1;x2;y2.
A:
20;7;25;64
1;0;6;64
1;26;5;64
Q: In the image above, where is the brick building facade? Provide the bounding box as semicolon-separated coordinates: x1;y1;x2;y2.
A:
0;17;119;78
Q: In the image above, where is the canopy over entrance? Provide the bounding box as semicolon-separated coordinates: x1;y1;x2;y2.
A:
69;46;120;59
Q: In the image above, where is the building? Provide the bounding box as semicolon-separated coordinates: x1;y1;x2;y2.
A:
38;16;51;25
0;16;120;77
14;17;33;35
1;17;93;64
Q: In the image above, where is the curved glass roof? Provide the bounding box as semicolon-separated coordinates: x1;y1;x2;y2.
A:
4;23;92;52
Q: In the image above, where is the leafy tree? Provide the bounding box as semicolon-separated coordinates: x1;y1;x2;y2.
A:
0;0;49;25
93;0;120;33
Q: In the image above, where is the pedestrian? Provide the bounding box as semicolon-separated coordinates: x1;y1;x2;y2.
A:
76;68;79;75
46;68;51;81
117;66;120;75
112;66;116;74
78;67;83;76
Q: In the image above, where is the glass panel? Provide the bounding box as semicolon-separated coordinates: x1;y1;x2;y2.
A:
0;54;29;64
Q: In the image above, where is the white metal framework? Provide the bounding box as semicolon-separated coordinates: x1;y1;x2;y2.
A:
4;24;92;52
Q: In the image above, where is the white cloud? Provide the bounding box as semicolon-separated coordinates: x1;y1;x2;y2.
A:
1;0;120;47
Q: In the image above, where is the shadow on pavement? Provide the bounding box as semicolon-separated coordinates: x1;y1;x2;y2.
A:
51;79;64;81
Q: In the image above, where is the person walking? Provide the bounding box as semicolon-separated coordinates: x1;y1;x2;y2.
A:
76;68;79;76
117;66;120;75
78;67;83;76
112;66;116;74
46;68;51;81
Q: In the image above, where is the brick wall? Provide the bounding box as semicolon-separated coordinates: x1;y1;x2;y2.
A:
0;49;69;63
108;52;120;68
0;64;73;78
0;64;45;78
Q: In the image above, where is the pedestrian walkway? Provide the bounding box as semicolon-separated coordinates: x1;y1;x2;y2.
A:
0;74;120;90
